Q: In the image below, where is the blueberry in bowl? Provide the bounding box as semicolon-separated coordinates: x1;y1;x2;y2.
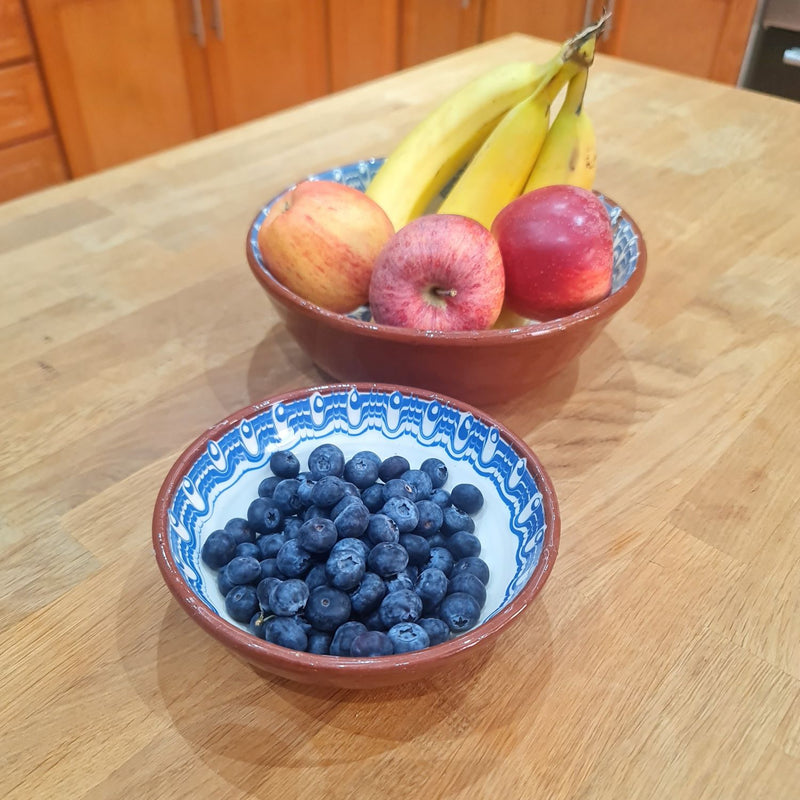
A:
152;383;560;689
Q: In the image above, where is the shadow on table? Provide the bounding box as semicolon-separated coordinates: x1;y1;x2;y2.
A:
116;548;554;795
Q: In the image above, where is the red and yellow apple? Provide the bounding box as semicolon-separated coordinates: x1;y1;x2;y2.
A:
257;180;394;313
492;185;614;320
368;214;505;332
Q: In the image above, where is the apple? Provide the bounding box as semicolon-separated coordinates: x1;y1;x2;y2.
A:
257;180;394;313
491;185;614;320
368;214;505;331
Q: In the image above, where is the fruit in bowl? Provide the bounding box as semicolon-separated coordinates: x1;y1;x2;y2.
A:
152;383;560;688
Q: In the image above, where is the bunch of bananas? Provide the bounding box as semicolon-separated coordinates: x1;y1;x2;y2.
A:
366;14;608;232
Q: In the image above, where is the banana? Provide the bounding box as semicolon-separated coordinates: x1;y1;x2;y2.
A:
435;57;586;230
524;66;597;192
365;15;608;231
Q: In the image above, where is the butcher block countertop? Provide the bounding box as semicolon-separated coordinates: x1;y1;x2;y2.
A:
1;34;799;800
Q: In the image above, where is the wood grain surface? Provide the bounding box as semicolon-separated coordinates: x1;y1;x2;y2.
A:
1;34;798;799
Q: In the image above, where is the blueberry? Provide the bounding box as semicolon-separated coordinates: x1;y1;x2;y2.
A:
256;576;282;612
303;505;329;521
257;475;281;498
439;592;481;633
420;457;448;489
225;584;259;623
272;479;304;515
310;475;348;509
224;517;255;545
330;621;369;656
385;573;415;594
325;548;366;591
269;450;300;479
268;578;310;616
404;564;420;583
413;500;444;537
296;477;316;507
305;563;329;592
330;537;370;561
334;500;370;538
382;496;419;533
426;546;454;577
235;541;261;560
258;558;281;580
298;517;338;554
305;586;352;632
361;483;386;513
446;531;481;560
307;630;332;655
415;567;448;613
217;566;234;597
247;498;284;534
250;611;268;639
331;493;360;520
307;443;345;480
256;532;286;560
201;530;236;569
343;452;381;489
427;532;449;549
350;630;394;657
361;607;387;631
366;513;400;545
448;572;487;607
265;616;308;651
387;622;430;653
348;572;386;616
383;478;416;502
430;488;451;509
275;538;314;578
451;556;490;585
417;617;451;646
379;588;423;628
399;533;431;567
282;518;303;540
450;483;484;515
225;555;262;586
378;455;410;482
441;506;475;536
401;469;433;501
367;541;409;577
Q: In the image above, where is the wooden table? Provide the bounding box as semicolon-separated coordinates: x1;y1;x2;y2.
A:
2;34;798;799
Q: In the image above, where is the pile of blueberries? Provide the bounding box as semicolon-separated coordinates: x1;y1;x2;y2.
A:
201;444;490;657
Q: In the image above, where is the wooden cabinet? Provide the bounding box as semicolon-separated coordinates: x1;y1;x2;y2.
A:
26;0;330;177
482;0;585;45
400;0;483;68
328;0;399;91
0;0;67;203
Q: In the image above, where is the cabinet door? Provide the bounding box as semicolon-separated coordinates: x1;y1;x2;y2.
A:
481;0;586;45
204;0;330;129
592;0;759;83
0;0;33;63
328;0;399;91
400;0;483;68
26;0;209;176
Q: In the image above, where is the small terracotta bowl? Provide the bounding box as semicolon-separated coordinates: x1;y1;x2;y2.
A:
246;158;646;408
152;383;559;689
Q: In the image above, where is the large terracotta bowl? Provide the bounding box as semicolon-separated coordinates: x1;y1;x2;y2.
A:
152;383;559;689
246;159;646;407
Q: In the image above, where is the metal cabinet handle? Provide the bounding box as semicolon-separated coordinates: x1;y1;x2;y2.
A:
784;48;800;67
190;0;206;47
211;0;224;41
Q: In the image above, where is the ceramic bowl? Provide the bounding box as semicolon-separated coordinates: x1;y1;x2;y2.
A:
246;158;646;407
152;383;559;689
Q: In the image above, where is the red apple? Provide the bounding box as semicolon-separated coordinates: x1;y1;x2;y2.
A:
257;180;394;313
368;214;505;331
491;185;614;320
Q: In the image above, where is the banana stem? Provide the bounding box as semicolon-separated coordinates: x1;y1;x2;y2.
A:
564;68;589;115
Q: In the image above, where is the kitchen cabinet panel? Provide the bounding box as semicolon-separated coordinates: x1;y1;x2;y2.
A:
0;0;33;63
27;0;205;176
205;0;330;129
0;62;52;146
481;0;585;45
0;135;67;202
400;0;483;68
328;0;400;91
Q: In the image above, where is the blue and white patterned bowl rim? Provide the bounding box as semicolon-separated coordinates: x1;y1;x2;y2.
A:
168;386;550;631
248;157;640;305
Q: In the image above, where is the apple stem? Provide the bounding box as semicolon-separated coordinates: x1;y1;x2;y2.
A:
434;287;457;298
